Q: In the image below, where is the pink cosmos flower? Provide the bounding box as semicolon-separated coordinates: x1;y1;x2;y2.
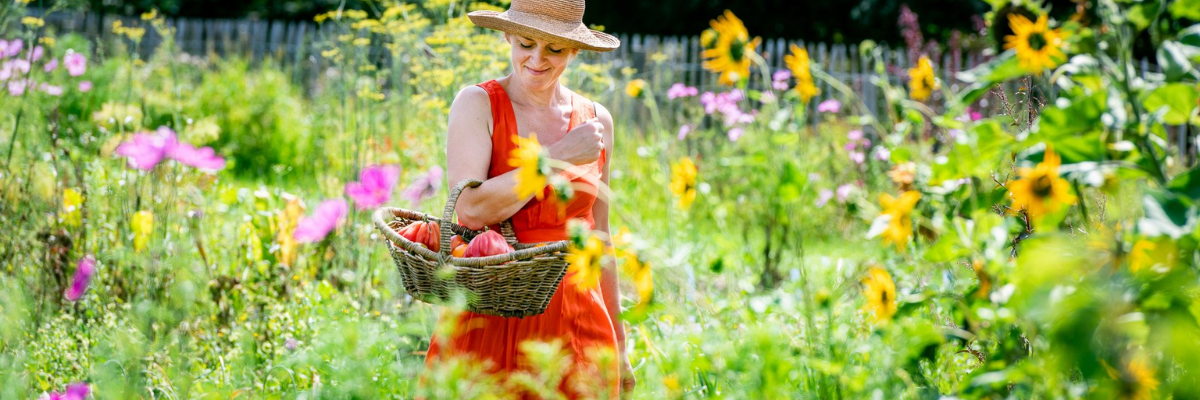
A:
294;199;348;243
666;83;698;99
78;81;92;92
817;99;841;113
64;52;86;77
970;111;982;121
41;84;63;96
45;382;90;400
115;128;178;170
847;130;863;141
836;184;855;202
169;142;227;170
815;189;834;207
727;127;744;142
874;146;892;161
3;39;21;58
345;165;400;209
677;124;691;140
29;45;43;62
43;58;57;72
849;151;865;165
7;79;26;96
0;40;7;59
0;62;11;80
66;256;96;301
402;166;443;206
760;91;776;104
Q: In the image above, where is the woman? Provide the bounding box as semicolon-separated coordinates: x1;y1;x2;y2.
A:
424;0;634;398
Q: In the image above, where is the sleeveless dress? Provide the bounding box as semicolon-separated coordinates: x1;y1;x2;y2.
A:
423;80;619;399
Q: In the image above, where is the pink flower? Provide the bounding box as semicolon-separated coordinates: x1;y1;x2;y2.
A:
64;52;86;77
836;184;855;202
295;199;348;243
0;62;11;80
772;69;791;82
727;127;744;142
677;124;691;140
847;130;863;141
66;256;96;301
345;165;400;209
48;382;90;400
970;111;983;121
815;189;834;207
78;81;92;92
760;91;776;104
29;45;43;62
7;79;26;96
115;128;178;170
666;83;698;99
817;99;841;113
874;147;892;161
0;40;7;59
401;165;443;206
699;92;717;114
3;39;21;58
41;84;63;96
169;142;227;170
43;58;57;72
849;151;865;164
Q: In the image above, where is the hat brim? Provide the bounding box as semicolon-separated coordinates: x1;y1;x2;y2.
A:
468;10;620;52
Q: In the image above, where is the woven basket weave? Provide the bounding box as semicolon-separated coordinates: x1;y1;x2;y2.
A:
372;179;570;318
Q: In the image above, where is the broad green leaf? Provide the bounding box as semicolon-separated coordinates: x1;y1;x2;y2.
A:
956;52;1024;104
1037;93;1106;138
1128;1;1162;31
1143;83;1199;125
1168;167;1200;201
1138;191;1196;238
1170;0;1200;20
1158;41;1195;82
890;147;913;163
1180;25;1200;48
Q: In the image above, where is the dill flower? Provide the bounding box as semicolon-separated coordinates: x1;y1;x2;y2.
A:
908;56;938;101
1004;14;1066;73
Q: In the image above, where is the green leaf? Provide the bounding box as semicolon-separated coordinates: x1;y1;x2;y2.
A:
1158;41;1195;82
955;52;1025;104
1143;83;1200;125
1168;167;1200;201
1180;25;1200;48
1128;1;1162;31
1138;191;1197;239
890;147;913;163
1037;93;1106;138
1170;0;1200;20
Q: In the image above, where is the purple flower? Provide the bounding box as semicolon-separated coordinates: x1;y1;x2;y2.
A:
402;166;443;206
3;39;21;58
169;142;227;170
847;130;863;141
295;199;348;243
677;124;691;140
64;52;86;77
65;256;96;301
29;45;43;63
849;151;865;165
815;189;834;207
43;58;57;72
970;111;982;121
78;81;92;92
345;165;400;209
874;147;892;161
772;69;791;82
7;79;26;96
772;80;789;91
41;83;63;96
836;184;855;202
666;83;698;99
285;338;299;350
699;92;717;114
727;127;744;142
817;99;841;113
115;128;178;170
46;382;90;400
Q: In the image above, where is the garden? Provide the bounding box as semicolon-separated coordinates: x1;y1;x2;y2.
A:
2;0;1200;398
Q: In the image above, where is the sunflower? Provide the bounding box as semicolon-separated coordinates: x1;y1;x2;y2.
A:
862;267;897;323
1004;14;1066;73
1105;355;1159;400
878;191;921;251
509;135;552;200
784;44;820;104
625;79;646;98
701;10;762;86
1007;144;1076;219
1128;238;1177;274
908;56;938;101
621;249;653;305
670;157;698;210
566;235;606;291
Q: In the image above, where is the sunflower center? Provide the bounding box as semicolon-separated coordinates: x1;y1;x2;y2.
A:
1033;173;1055;198
880;289;890;303
1027;32;1047;51
730;39;746;61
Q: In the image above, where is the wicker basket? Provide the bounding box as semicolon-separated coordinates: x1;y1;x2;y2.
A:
372;179;570;318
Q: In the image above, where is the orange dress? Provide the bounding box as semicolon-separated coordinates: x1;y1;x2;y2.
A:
423;80;619;399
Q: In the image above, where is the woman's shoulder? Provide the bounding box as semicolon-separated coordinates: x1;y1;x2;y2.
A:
449;84;492;116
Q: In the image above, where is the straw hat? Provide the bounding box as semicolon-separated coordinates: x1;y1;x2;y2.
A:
467;0;620;52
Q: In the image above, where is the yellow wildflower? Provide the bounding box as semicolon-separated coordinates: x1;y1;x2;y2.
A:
141;9;158;20
38;37;55;46
1005;14;1067;73
1128;238;1177;274
1105;355;1159;400
1007;144;1076;219
625;79;646;98
132;210;154;252
862;267;897;323
62;188;83;226
21;17;44;27
352;37;370;47
276;196;305;267
908;56;938;101
701;10;761;86
566;235;606;291
669;157;698;210
509;135;550;200
878;191;921;251
785;44;820;104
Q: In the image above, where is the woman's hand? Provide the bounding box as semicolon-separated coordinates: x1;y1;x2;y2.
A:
547;118;604;165
620;354;636;397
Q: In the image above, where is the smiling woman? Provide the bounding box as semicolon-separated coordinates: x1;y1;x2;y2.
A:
422;0;635;398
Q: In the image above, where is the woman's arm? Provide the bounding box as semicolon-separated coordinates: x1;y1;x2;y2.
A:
446;85;536;230
591;103;626;354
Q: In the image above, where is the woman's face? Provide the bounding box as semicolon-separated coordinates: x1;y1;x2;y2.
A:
507;34;578;90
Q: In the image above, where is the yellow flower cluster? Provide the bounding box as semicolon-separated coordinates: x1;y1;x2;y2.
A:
62;188;84;227
275;196;305;267
112;20;146;41
21;16;44;27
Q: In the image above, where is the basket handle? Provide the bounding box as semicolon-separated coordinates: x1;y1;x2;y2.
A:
441;179;522;256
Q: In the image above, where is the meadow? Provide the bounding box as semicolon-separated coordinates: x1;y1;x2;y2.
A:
2;1;1200;399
